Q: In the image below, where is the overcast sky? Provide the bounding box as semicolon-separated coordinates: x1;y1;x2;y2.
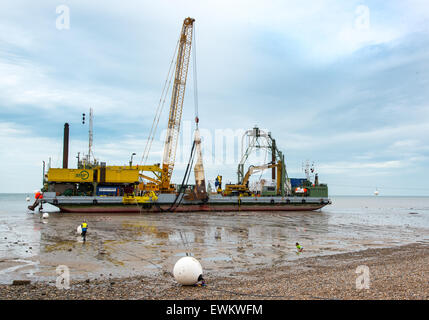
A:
1;0;429;195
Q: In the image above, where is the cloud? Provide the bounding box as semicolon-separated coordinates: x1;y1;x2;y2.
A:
319;160;404;174
0;122;61;192
0;1;429;195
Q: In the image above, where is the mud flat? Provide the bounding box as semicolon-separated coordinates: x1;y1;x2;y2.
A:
2;208;427;285
0;243;427;300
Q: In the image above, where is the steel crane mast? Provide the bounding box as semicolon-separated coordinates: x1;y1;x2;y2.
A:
160;17;195;192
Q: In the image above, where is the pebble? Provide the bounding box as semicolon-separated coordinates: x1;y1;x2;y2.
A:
0;244;427;300
12;280;31;286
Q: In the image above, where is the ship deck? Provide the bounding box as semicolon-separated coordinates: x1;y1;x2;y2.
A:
39;192;331;213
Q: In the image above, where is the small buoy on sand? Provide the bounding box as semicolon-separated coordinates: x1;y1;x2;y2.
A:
173;256;203;285
77;225;82;234
42;212;49;219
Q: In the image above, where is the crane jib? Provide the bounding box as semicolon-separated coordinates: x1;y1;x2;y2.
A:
161;17;195;192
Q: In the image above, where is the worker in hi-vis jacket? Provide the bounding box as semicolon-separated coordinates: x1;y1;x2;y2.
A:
81;220;88;242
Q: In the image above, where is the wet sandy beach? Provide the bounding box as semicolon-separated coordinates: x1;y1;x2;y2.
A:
1;243;427;300
1;207;428;285
0;195;428;299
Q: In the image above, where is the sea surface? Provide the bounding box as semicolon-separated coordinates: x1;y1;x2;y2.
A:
0;194;428;284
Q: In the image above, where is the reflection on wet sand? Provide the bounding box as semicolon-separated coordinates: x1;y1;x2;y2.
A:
13;211;332;282
1;200;427;284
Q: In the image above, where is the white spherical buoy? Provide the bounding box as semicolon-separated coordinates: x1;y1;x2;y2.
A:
173;256;203;285
42;212;49;219
77;225;82;234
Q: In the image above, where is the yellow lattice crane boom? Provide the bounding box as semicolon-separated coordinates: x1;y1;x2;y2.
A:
160;17;195;192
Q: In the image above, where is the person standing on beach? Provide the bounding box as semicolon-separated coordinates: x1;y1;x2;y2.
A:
81;220;88;242
296;242;303;253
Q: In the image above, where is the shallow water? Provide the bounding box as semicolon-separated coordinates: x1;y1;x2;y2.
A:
0;194;428;284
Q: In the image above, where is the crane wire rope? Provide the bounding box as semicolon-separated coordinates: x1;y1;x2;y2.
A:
192;25;199;124
258;147;268;181
160;24;200;213
143;21;200;213
140;39;180;166
168;139;197;211
115;249;335;299
154;139;197;213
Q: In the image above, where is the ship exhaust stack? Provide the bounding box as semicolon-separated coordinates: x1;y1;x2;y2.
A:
271;138;276;180
63;123;69;169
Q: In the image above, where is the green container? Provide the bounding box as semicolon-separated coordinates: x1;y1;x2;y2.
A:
261;186;277;196
307;184;328;197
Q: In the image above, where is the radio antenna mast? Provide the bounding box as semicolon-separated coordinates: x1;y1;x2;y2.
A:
88;108;93;164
